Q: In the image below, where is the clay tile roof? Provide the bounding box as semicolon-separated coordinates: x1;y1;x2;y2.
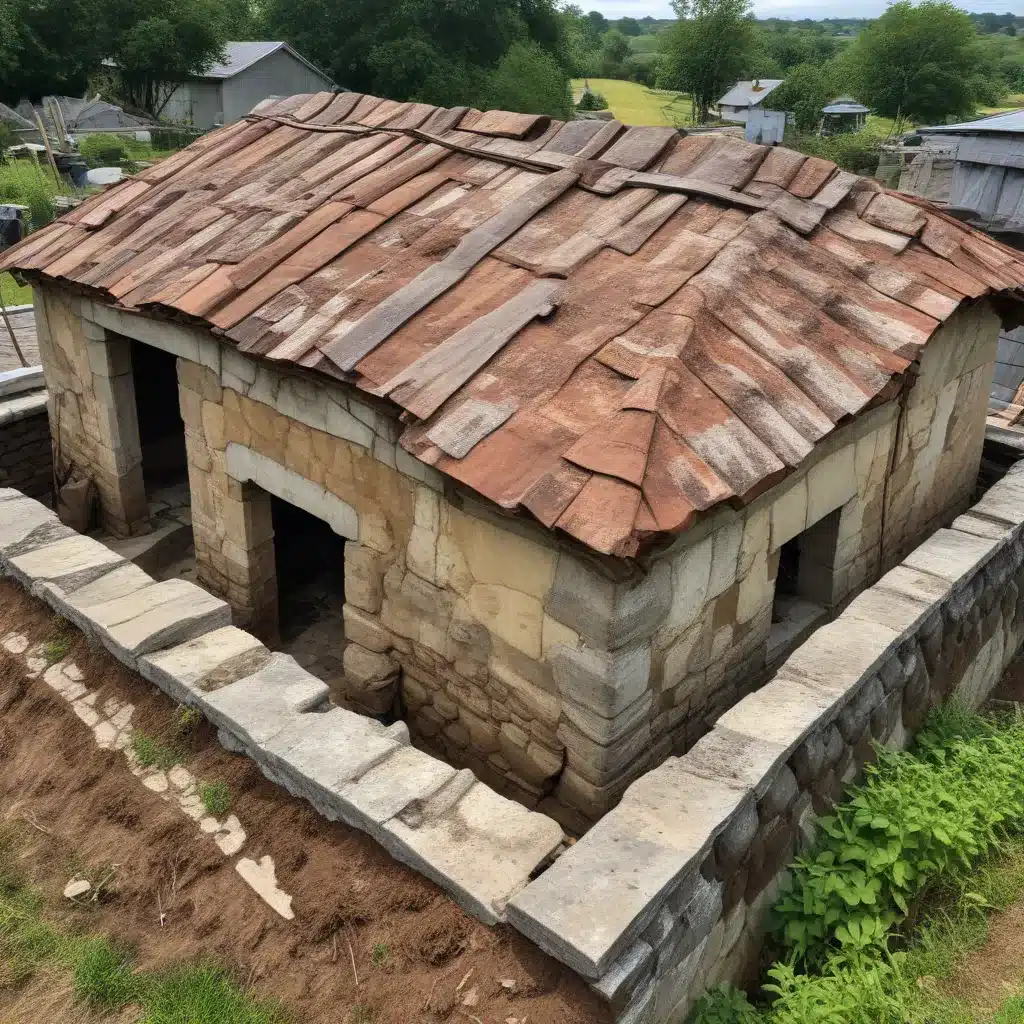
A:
6;92;1024;558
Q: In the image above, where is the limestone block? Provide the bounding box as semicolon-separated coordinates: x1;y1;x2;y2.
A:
842;582;940;638
876;563;953;608
468;583;544;659
546;555;671;651
970;474;1024;529
738;508;770;580
325;398;375;450
0;495;64;562
345;545;388;614
383;781;564;926
82;578;232;668
708;520;743;601
342;604;392;653
8;534;125;594
436;533;473;595
341;745;457;838
660;536;714;649
684;727;788;798
406;525;438;583
663;618;711;688
200;653;330;751
591;940;655;1014
257;708;405;818
508;758;746;978
414;487;440;532
138;627;272;706
395;444;444;490
343;643;398;687
558;717;652;785
37;562;155;635
903;528;1002;588
736;552;773;625
805;446;857;527
490;661;560;727
449;507;557;599
550;641;651;719
952;512;1011;541
770;476;807;552
781;618;902;700
225;443;359;540
561;690;653;747
459;707;501;754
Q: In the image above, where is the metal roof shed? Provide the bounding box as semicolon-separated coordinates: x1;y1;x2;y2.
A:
162;42;335;131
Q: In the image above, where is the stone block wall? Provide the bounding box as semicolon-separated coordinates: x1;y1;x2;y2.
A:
506;463;1024;1024
0;394;51;501
32;285;1001;832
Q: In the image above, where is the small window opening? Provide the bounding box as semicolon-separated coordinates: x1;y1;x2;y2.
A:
768;507;842;668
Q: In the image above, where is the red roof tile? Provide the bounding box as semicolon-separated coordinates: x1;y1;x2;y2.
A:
5;92;1024;557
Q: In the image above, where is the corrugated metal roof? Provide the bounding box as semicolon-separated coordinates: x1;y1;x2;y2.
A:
200;41;331;83
5;91;1024;559
717;80;784;109
920;109;1024;135
823;97;869;114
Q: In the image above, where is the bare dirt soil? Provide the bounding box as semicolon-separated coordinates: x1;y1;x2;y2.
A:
0;581;609;1024
943;901;1024;1013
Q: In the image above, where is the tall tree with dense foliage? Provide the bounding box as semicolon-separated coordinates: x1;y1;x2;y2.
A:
664;0;756;122
843;1;990;123
764;60;837;131
261;0;572;115
486;40;572;118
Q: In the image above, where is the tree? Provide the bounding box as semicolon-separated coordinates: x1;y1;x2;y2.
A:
487;40;572;117
764;60;837;131
844;1;992;124
104;0;232;117
663;0;756;123
617;16;642;36
585;9;609;39
600;29;632;77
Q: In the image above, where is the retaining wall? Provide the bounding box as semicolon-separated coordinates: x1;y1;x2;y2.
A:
0;367;50;502
506;463;1024;1023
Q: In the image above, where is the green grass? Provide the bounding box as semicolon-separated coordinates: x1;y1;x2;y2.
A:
0;823;290;1021
0;272;30;306
571;77;692;126
0;159;76;229
131;732;184;772
199;780;232;817
628;32;664;54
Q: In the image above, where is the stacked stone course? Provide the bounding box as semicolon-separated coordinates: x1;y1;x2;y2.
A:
0;404;51;500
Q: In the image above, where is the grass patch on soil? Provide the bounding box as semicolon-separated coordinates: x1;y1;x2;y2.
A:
691;702;1024;1024
199;780;232;817
131;732;184;772
0;272;30;306
571;77;691;125
0;824;289;1022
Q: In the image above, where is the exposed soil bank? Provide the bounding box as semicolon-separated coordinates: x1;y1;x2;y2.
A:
0;580;608;1024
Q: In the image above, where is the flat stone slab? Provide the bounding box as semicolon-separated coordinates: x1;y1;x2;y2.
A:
37;562;156;635
7;534;125;594
0;497;66;564
507;758;743;977
874;564;953;607
138;627;271;706
903;528;1002;588
970;473;1024;528
256;708;405;818
82;578;232;668
386;781;565;927
200;653;330;751
342;745;457;838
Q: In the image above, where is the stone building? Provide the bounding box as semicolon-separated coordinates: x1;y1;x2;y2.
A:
4;92;1022;831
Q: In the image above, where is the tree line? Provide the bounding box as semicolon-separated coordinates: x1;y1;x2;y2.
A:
1;0;1023;130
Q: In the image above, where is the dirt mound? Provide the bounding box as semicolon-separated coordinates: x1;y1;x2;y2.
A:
0;581;609;1024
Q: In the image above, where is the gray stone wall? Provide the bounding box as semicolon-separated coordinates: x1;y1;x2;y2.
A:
0;405;50;501
506;462;1024;1024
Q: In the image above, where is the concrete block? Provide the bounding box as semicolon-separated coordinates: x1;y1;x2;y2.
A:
83;578;232;668
138;627;271;706
7;534;125;594
550;641;651;719
384;781;564;926
197;653;329;749
507;759;746;978
546;555;671;650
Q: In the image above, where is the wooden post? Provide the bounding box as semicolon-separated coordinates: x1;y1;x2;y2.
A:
0;291;28;368
33;110;61;182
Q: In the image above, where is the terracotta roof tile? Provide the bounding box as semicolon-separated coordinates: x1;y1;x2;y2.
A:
5;91;1024;558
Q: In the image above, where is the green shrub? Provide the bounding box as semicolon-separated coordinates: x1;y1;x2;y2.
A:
772;703;1024;967
78;133;129;168
199;780;232;817
131;733;183;772
577;88;609;111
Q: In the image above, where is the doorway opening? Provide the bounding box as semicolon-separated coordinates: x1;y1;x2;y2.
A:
767;507;842;669
270;493;348;697
131;340;188;501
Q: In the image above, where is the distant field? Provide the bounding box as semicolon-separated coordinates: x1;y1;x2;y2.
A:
628;33;664;54
571;77;692;126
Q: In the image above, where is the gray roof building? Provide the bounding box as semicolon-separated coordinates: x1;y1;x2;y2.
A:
716;79;784;124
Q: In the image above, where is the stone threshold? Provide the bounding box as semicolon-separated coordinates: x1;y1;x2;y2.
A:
0;486;566;928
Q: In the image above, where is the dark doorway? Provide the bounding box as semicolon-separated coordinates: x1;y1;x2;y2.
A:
131;341;188;496
270;494;347;694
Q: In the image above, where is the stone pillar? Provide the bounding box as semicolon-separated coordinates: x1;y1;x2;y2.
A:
79;322;149;537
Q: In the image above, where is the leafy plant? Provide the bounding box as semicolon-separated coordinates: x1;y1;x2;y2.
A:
370;942;389;967
772;703;1024;966
690;984;761;1023
577;88;609;110
199;780;232;817
176;705;201;735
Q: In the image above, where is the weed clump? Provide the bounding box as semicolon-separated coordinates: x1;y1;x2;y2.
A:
131;733;183;772
199;780;232;817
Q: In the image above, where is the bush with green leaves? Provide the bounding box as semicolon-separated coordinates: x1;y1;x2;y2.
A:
771;703;1024;966
78;132;130;168
576;88;608;111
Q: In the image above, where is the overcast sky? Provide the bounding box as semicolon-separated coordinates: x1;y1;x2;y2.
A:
588;0;1024;18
